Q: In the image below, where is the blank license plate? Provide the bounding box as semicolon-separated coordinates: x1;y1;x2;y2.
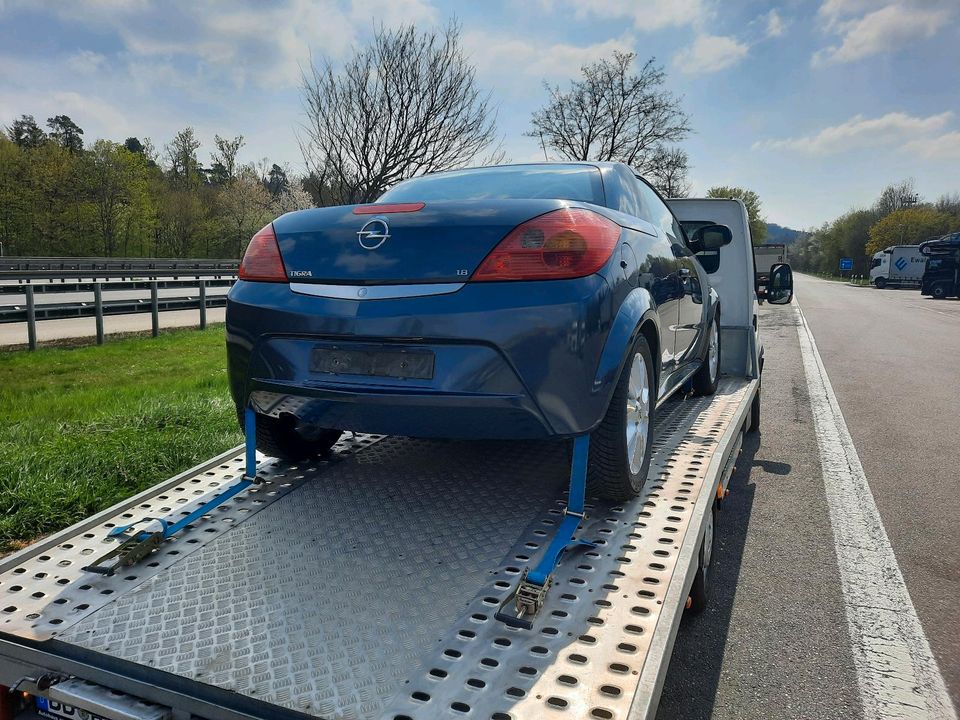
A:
310;346;435;380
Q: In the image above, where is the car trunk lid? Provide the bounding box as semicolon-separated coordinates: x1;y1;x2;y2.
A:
272;199;573;284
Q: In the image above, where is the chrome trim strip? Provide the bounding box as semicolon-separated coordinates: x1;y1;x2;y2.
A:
289;282;465;300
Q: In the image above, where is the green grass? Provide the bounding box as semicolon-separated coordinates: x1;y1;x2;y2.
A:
0;327;242;552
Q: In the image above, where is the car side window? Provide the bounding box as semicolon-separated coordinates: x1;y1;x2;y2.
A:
614;165;645;218
634;176;680;242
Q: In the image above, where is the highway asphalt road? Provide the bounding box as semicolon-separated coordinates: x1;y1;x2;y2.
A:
658;274;958;719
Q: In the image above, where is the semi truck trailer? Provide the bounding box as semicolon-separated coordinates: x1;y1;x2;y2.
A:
869;245;926;289
753;243;787;285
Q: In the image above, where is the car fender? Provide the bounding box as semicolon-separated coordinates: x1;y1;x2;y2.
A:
592;286;660;401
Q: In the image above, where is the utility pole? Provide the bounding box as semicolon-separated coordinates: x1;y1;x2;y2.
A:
539;131;549;162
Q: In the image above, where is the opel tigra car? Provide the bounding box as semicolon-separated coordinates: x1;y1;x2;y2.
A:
226;162;728;499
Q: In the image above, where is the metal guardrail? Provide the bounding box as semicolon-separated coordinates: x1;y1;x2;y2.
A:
0;258;239;350
0;256;238;279
0;278;235;295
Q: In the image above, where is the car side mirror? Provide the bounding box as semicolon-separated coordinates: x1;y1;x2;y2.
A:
766;263;794;304
687;224;733;254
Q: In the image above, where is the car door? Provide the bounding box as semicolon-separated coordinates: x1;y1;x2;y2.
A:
613;165;679;387
633;176;685;395
674;241;704;367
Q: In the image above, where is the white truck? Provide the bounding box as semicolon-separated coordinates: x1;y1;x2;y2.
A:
869;245;925;289
0;199;792;720
753;243;787;285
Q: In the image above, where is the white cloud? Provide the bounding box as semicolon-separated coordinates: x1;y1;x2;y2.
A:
26;0;438;89
765;9;786;38
753;111;955;155
673;34;749;75
462;31;635;94
539;0;705;31
813;0;955;66
903;132;960;161
66;50;106;75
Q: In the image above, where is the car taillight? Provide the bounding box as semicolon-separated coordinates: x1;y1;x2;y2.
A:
238;223;287;282
472;208;621;282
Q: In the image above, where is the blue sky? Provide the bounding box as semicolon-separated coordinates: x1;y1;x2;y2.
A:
1;0;958;228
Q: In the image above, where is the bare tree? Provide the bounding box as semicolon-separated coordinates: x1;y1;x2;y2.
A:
874;179;919;217
529;52;691;187
646;147;690;198
300;22;502;205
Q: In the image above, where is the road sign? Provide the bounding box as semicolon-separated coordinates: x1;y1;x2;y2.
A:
839;257;854;271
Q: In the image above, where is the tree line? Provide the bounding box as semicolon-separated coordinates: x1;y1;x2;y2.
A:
0;118;312;258
3;22;723;259
789;180;960;275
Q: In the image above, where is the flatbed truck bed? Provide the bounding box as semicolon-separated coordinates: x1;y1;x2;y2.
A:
0;377;754;720
1;197;776;720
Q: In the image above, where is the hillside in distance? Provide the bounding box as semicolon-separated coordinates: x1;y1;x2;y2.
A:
765;223;805;245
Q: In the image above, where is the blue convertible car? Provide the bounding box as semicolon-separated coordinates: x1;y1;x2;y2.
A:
226;162;725;499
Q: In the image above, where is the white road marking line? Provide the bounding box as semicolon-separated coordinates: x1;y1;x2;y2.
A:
795;301;957;720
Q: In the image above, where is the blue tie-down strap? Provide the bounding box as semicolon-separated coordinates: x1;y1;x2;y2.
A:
106;475;256;542
85;412;261;575
496;434;597;629
244;405;257;481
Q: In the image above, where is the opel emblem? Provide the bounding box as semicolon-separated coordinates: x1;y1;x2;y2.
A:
357;287;368;297
357;218;390;250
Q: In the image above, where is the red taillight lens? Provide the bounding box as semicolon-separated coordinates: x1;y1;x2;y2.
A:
472;208;621;282
353;202;426;214
238;223;287;282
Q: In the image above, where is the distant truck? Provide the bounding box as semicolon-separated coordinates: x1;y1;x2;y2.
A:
920;233;960;299
869;245;925;288
754;243;787;284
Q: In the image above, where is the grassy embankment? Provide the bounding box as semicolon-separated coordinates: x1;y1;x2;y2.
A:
0;327;241;553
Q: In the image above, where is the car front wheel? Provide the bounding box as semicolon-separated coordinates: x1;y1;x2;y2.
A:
587;333;656;501
692;314;721;396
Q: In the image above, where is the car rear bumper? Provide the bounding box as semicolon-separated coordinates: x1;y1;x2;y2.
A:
226;277;615;439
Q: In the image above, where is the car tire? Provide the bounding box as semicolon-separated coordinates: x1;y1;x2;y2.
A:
874;277;887;289
688;501;718;614
587;333;656;501
931;283;948;300
692;313;721;396
252;412;342;461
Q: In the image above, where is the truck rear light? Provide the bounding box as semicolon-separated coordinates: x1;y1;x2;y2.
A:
472;208;621;281
239;223;288;282
353;202;426;214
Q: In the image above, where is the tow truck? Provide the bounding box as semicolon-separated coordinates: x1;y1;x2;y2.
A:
0;198;792;720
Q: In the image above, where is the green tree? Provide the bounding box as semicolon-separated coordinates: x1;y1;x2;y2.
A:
705;186;768;245
7;114;47;149
164;127;203;188
209;134;244;185
867;207;958;256
47;115;84;153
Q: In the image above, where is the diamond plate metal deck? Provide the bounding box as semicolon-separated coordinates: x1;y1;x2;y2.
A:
15;379;753;720
0;434;385;640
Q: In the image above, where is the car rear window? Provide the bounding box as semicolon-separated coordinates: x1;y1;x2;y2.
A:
379;164;605;205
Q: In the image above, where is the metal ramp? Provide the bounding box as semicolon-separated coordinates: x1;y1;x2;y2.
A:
1;379;752;720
